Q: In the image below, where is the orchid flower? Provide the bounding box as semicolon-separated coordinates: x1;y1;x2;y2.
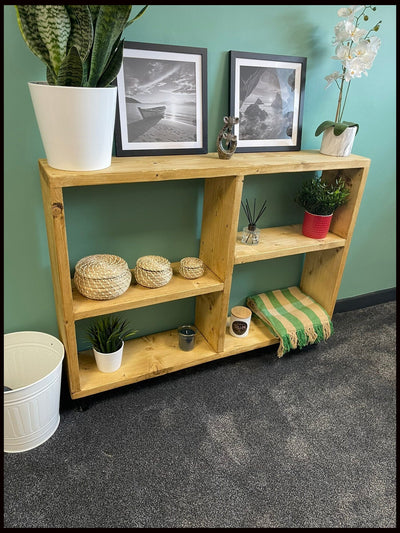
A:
315;5;382;137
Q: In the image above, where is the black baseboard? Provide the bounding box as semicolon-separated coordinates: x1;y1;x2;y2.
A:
334;287;396;314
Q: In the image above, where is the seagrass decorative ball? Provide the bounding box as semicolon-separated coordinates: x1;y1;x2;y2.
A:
134;255;173;288
74;254;132;300
179;257;204;279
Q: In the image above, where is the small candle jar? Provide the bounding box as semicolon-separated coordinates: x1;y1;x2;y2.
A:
229;306;252;338
242;225;260;245
178;325;197;351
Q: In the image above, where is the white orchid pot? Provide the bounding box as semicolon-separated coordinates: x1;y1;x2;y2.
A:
320;125;357;157
28;82;117;171
93;341;124;373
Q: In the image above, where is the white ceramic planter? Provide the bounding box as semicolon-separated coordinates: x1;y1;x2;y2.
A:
93;342;124;373
28;82;117;171
320;125;357;157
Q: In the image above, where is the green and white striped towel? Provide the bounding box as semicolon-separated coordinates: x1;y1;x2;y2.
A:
247;286;333;357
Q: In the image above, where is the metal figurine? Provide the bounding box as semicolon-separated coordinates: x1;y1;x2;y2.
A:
217;116;239;159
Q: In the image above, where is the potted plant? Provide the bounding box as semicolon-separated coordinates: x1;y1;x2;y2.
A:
15;5;148;171
240;198;267;245
87;315;137;373
315;5;382;156
294;174;350;239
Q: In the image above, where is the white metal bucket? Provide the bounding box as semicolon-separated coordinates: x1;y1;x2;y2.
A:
4;331;64;453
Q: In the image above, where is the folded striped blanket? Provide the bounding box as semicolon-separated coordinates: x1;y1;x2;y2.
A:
246;286;333;357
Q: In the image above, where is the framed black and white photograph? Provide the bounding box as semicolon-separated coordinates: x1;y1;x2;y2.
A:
230;51;306;152
114;42;207;157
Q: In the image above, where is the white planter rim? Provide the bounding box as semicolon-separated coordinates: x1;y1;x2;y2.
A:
28;81;117;92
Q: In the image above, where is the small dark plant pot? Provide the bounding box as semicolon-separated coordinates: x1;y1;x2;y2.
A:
302;211;333;239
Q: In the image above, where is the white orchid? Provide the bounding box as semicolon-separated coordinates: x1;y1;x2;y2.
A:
344;56;369;80
332;43;352;61
337;5;364;19
333;20;367;45
325;71;342;88
316;5;382;138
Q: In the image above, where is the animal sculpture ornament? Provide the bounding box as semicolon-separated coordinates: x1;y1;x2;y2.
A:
217;116;239;159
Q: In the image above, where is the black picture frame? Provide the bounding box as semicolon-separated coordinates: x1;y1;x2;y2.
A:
115;42;208;157
229;51;306;152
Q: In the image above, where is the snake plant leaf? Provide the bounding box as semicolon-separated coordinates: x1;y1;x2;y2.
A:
315;121;336;137
125;5;149;27
15;6;52;72
46;66;56;85
56;46;83;87
35;5;71;77
87;5;131;87
96;39;124;87
88;5;101;26
65;6;93;64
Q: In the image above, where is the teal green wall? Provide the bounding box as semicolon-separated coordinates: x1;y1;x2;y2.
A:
4;5;396;346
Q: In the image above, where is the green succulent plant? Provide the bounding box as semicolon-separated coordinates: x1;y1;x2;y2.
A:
294;175;350;216
87;315;137;354
15;5;148;87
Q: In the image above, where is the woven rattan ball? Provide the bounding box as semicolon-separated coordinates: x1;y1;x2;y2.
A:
179;257;204;279
74;254;132;300
134;255;173;288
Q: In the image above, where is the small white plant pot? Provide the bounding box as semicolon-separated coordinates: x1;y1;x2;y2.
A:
28;82;117;171
93;342;124;373
320;126;357;157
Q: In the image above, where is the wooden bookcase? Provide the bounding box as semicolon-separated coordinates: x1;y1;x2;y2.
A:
39;150;370;399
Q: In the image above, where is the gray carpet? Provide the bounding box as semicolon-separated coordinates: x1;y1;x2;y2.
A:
4;301;396;528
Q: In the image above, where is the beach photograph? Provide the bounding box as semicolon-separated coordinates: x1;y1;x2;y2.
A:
121;55;198;143
238;65;296;141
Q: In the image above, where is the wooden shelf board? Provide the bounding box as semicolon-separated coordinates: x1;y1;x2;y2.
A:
234;224;346;264
74;317;278;398
39;150;370;188
72;263;224;321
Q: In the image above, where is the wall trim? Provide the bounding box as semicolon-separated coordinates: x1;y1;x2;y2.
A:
334;287;396;314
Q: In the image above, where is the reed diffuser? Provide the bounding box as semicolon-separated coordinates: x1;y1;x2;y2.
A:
241;198;267;245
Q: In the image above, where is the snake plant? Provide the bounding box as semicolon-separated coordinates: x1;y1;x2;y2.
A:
15;5;148;87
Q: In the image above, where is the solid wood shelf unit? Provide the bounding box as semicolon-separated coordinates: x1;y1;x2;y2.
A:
39;150;370;399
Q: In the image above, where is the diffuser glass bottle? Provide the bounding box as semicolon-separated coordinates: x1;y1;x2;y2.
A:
241;198;266;245
241;224;260;245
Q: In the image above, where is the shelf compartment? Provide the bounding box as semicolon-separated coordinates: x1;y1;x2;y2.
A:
75;316;279;398
72;262;224;321
234;224;346;264
77;328;216;398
